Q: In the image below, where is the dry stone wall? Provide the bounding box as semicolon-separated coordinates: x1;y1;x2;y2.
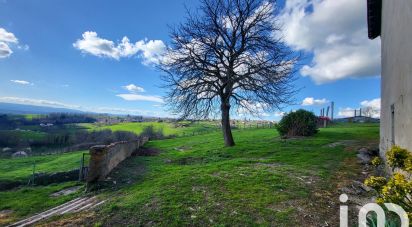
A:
87;137;149;183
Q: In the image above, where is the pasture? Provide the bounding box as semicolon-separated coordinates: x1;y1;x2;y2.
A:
0;123;379;226
79;121;220;137
63;123;378;226
0;150;87;182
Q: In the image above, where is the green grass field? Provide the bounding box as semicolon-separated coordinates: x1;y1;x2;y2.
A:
79;121;220;137
0;123;379;226
0;150;88;182
86;123;379;226
0;129;47;141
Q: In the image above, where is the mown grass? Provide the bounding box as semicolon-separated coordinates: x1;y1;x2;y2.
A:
79;121;219;137
0;181;83;225
94;123;379;226
0;151;88;182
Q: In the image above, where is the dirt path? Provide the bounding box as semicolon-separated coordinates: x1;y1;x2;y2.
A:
8;196;105;227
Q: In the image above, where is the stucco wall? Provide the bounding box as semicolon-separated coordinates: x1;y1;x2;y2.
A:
380;0;412;156
87;137;149;182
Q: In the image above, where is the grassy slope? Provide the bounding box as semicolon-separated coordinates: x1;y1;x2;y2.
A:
95;123;379;226
0;151;88;181
79;121;219;136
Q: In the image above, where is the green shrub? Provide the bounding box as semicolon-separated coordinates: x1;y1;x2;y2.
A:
276;109;318;137
140;125;165;140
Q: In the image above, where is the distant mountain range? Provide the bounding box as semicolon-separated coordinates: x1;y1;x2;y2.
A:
0;102;83;114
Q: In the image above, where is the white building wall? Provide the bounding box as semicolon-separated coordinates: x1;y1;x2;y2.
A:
380;0;412;156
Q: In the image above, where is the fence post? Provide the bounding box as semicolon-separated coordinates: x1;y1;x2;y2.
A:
79;153;84;181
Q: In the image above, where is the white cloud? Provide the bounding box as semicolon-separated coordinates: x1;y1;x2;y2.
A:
360;98;380;110
0;42;13;58
117;84;162;103
0;28;18;59
0;28;18;43
338;107;355;118
73;31;166;64
135;39;166;65
116;94;163;103
279;0;381;83
337;98;381;118
274;111;285;117
0;97;80;109
301;97;328;106
122;84;145;93
10;79;32;85
94;107;166;117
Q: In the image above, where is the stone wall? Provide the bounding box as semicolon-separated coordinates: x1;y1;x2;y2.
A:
87;137;148;183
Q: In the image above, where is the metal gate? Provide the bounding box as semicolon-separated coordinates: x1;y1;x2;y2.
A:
79;152;90;181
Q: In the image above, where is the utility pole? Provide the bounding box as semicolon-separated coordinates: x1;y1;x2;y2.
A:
326;106;330;118
331;102;334;121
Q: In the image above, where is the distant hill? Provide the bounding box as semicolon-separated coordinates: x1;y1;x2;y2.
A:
0;102;83;114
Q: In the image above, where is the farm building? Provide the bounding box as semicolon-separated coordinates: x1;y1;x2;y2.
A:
367;0;412;155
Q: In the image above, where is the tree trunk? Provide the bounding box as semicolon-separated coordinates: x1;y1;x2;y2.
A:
221;102;235;147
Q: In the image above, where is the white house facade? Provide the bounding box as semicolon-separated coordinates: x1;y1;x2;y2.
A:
368;0;412;156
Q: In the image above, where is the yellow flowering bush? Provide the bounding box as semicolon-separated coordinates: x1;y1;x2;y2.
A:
371;156;382;166
380;173;412;210
386;145;409;169
404;155;412;172
365;176;387;190
364;145;412;216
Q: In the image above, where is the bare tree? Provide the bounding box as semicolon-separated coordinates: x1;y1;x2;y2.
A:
362;106;379;118
160;0;298;146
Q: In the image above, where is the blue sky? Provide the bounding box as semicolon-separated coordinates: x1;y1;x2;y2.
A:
0;0;381;120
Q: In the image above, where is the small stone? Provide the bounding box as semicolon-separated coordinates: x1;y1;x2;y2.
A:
360;184;372;192
358;147;369;153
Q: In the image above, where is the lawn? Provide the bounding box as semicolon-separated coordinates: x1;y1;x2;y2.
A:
0;150;88;182
79;121;220;137
85;123;379;226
